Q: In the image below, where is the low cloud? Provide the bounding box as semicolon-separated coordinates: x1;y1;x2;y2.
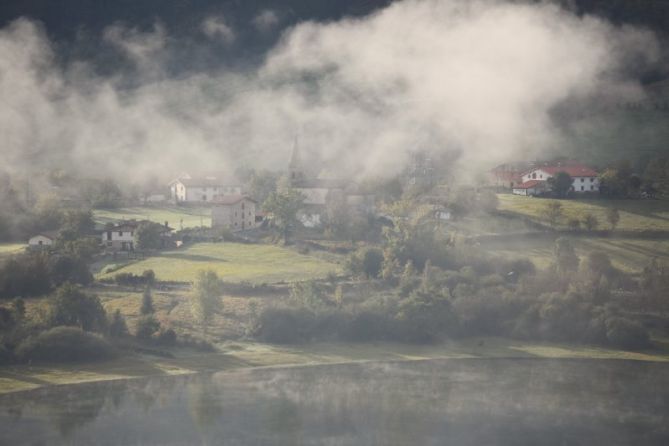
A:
252;9;280;33
0;0;659;185
201;16;236;44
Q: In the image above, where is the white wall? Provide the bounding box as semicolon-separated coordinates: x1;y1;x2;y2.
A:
28;235;53;246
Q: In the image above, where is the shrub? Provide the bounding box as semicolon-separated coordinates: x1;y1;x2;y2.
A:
114;270;156;287
49;284;108;332
605;317;650;349
253;307;315;343
347;247;384;278
16;327;114;363
108;309;128;337
155;328;177;347
0;343;12;365
135;315;161;340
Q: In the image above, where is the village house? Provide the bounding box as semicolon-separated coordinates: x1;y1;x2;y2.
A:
169;173;242;203
211;195;257;231
28;231;58;249
488;163;529;189
515;161;599;196
288;141;375;228
102;220;173;251
511;179;548;196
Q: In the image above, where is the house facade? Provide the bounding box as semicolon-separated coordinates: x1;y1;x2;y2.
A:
169;174;242;203
28;232;57;249
102;220;173;251
288;141;375;228
211;195;257;231
511;161;599;196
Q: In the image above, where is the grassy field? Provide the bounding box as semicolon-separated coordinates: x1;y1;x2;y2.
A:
93;205;211;229
97;242;342;283
1;337;667;394
0;243;25;259
481;236;669;272
497;194;669;232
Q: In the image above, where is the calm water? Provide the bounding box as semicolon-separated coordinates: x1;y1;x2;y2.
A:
1;358;668;445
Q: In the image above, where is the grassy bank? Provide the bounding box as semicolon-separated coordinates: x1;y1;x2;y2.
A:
1;338;667;394
497;194;669;232
96;242;342;283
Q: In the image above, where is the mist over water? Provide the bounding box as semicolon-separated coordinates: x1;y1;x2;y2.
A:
1;358;668;445
0;0;659;182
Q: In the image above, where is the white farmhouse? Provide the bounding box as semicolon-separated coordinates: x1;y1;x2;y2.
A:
169;175;242;203
513;161;599;196
102;220;173;251
211;195;257;231
520;163;599;193
28;231;57;249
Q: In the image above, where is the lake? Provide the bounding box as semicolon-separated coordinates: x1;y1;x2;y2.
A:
1;358;668;445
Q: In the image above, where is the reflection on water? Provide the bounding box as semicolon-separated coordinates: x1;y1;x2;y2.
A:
1;358;668;445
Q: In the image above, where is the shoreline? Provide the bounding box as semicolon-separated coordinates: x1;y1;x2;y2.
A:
1;337;668;395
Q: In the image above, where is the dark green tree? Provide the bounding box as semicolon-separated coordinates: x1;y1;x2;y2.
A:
548;172;573;198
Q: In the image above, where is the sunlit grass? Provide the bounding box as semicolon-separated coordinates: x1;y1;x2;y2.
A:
497;194;669;232
93;205;211;229
0;243;25;259
481;236;669;272
96;242;342;283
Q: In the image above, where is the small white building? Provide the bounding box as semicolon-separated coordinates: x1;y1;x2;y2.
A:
512;180;548;196
211;195;257;232
28;231;57;249
169;175;242;203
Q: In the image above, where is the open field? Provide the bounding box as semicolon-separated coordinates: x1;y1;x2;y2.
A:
1;337;667;394
93;205;211;229
497;194;669;232
97;242;342;283
0;243;25;259
480;235;669;272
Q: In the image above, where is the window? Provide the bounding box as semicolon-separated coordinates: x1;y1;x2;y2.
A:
202;195;207;201
590;178;594;182
118;231;123;236
590;185;594;190
581;186;584;191
242;203;245;210
532;173;536;179
581;178;584;182
38;240;43;245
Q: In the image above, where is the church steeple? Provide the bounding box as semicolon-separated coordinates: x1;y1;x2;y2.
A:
288;136;304;184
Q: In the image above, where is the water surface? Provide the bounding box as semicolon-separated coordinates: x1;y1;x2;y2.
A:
1;358;668;445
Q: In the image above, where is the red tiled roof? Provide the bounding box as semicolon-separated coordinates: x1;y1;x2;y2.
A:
514;180;545;189
522;163;598;178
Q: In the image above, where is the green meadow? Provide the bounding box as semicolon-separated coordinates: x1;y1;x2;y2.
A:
497;194;669;232
97;242;342;283
93;205;211;229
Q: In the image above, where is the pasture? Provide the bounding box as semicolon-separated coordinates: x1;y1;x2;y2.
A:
480;235;669;272
497;194;669;232
97;242;342;283
93;205;211;229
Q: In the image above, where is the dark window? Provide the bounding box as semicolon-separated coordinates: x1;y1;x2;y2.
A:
118;231;123;236
107;231;112;241
581;178;584;182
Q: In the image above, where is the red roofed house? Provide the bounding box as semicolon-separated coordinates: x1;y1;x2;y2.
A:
211;195;257;231
514;161;599;196
512;180;548;196
489;163;529;189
